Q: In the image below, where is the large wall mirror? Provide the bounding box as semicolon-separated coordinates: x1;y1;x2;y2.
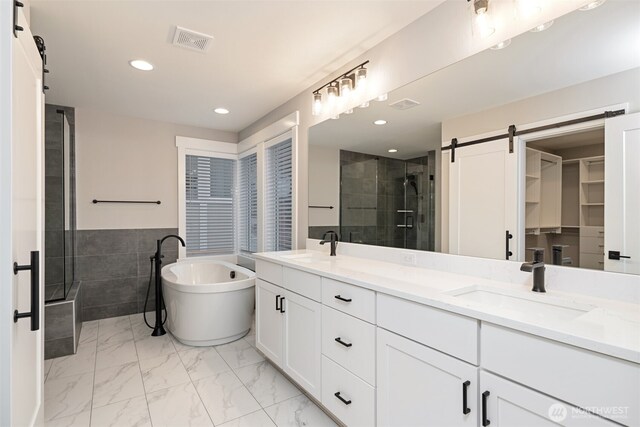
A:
308;1;640;275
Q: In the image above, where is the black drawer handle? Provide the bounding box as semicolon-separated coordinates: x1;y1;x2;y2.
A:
279;296;285;313
462;380;470;415
335;337;353;348
334;391;352;405
482;391;490;426
334;295;352;303
275;294;281;311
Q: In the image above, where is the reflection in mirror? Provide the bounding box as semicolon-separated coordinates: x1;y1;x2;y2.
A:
308;0;640;274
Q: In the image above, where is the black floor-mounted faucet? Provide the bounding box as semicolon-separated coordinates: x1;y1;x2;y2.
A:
320;231;340;256
520;248;546;293
152;234;186;336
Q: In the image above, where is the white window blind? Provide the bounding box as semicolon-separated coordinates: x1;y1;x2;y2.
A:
185;154;235;256
238;153;258;253
265;138;293;251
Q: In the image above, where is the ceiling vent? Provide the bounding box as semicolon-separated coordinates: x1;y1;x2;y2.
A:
172;26;214;53
389;98;421;110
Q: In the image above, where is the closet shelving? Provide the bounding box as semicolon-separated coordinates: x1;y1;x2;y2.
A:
525;148;562;235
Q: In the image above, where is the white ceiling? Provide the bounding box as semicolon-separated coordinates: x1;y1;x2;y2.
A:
30;1;444;132
310;0;640;159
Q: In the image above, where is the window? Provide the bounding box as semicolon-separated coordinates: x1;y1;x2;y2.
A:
264;137;293;251
185;154;235;256
238;153;258;253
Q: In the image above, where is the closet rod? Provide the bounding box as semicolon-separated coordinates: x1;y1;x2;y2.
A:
443;109;625;154
93;199;161;205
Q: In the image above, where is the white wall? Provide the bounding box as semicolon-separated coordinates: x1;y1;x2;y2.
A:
238;0;591;249
308;145;340;226
75;107;237;230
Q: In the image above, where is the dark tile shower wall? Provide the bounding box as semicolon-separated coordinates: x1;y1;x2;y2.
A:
44;104;76;300
77;228;178;321
340;151;379;245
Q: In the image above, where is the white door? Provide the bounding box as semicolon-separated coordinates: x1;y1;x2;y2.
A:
377;328;478;427
448;137;522;261
605;112;640;274
255;279;284;366
282;290;322;400
480;371;617;426
1;8;45;427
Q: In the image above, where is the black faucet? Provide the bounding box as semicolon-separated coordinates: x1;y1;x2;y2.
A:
152;234;186;336
520;248;546;293
552;244;572;266
320;230;340;256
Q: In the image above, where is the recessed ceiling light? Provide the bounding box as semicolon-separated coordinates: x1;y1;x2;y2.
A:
388;149;398;153
490;39;512;50
530;20;553;32
579;0;606;11
129;59;154;71
214;108;229;115
374;120;387;125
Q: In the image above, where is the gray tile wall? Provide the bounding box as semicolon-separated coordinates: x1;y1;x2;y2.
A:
45;282;82;359
77;228;179;321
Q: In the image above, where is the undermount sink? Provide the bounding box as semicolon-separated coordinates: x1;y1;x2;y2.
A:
448;286;596;322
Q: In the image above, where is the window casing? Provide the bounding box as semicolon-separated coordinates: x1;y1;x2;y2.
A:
238;153;258;253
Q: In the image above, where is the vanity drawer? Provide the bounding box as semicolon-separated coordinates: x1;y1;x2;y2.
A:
580;252;604;270
322;306;376;386
377;293;478;365
256;260;282;286
283;267;321;302
482;323;640;426
580;236;605;254
322;277;375;323
322;356;375;427
581;226;605;238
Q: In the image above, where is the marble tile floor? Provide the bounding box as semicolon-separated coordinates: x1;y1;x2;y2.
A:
44;313;337;427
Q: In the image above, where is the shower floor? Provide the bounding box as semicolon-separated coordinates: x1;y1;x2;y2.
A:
43;313;337;427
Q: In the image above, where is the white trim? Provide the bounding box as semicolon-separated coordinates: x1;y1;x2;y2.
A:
176;136;238;155
238;111;299;152
238;145;258;159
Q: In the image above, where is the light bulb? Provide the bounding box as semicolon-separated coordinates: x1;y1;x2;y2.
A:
327;84;339;105
312;92;322;116
355;67;367;90
339;77;353;99
475;12;495;38
376;93;388;102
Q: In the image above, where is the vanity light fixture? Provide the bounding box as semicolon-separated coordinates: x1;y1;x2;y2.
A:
515;0;542;19
214;107;229;115
490;39;512;50
129;59;154;71
388;149;398;153
468;0;495;38
530;20;553;32
311;60;369;116
374;119;387;125
579;0;606;11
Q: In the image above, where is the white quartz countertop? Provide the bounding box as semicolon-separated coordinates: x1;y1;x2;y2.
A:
254;250;640;364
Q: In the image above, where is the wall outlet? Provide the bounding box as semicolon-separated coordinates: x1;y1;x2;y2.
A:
402;253;417;265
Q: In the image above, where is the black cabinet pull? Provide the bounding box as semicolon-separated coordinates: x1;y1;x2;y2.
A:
335;337;353;348
334;392;352;405
462;380;471;415
482;391;490;426
279;296;285;313
505;230;513;260
334;295;352;303
275;294;281;311
13;250;40;331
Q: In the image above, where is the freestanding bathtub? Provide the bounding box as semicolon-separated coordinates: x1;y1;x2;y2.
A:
161;259;255;346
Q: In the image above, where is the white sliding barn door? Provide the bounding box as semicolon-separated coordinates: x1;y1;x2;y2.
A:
448;138;522;261
605;112;640;274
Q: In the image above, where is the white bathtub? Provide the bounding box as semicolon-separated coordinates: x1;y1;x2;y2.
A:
162;259;255;346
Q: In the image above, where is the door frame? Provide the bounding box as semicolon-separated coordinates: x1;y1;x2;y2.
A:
514;103;628;260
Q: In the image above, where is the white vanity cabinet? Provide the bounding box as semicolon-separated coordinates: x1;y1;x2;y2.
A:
479;371;618;427
377;328;478;427
255;262;322;400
